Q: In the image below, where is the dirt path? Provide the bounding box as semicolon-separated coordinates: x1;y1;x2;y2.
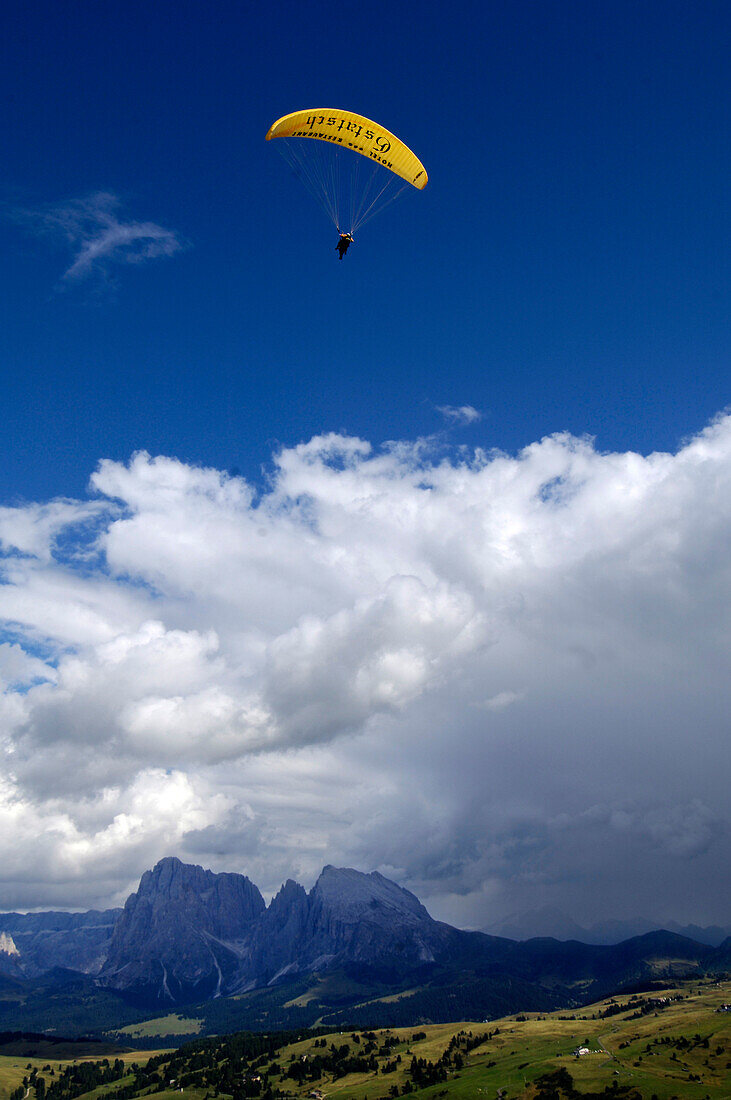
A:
597;1031;622;1067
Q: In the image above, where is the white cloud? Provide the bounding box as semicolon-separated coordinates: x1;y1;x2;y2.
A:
0;643;55;690
22;192;184;284
480;690;523;711
0;770;222;909
436;404;482;424
1;414;730;923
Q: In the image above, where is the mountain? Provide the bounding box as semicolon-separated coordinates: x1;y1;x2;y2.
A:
0;909;120;978
482;907;591;942
98;861;452;1004
251;865;448;981
1;857;727;1033
98;856;265;1004
96;859;718;1012
484;907;731;946
663;920;731;947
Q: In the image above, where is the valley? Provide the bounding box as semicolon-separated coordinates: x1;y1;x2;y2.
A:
1;977;729;1100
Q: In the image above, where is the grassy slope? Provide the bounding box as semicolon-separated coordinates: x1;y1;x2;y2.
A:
259;981;731;1098
115;1017;203;1039
1;977;729;1099
0;1051;170;1100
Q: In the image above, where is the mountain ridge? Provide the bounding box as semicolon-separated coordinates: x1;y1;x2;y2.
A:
483;904;731;946
1;857;728;1027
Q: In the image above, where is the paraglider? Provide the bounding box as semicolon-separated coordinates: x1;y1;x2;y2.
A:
335;232;353;259
266;109;427;255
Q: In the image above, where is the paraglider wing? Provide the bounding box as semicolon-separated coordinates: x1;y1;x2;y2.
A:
266;108;428;189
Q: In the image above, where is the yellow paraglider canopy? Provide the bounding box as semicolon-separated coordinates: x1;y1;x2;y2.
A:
266;108;428;190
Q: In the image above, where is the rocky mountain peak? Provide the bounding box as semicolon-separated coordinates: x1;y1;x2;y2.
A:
265;880;308;929
311;865;432;925
99;859;267;1003
0;932;19;956
270;878;307;906
136;856;211;899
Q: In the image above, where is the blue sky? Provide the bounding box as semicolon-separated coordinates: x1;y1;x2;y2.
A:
3;0;728;502
0;1;729;926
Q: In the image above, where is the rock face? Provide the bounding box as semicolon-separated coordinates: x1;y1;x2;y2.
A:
97;860;452;1004
0;909;120;978
98;857;265;1004
232;866;448;992
240;878;310;988
299;865;446;970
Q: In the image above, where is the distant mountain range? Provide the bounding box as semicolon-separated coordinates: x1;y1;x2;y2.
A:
0;857;729;1036
483;905;731;947
0;908;121;979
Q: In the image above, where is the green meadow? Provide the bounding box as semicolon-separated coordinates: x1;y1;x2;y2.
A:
1;976;728;1099
115;1018;203;1040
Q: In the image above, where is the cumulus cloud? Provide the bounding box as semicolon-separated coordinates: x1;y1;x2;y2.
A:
21;192;184;284
0;769;223;909
0;643;55;690
436;404;482;424
1;415;730;923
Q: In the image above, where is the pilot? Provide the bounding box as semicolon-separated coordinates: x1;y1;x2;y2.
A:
336;232;353;259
